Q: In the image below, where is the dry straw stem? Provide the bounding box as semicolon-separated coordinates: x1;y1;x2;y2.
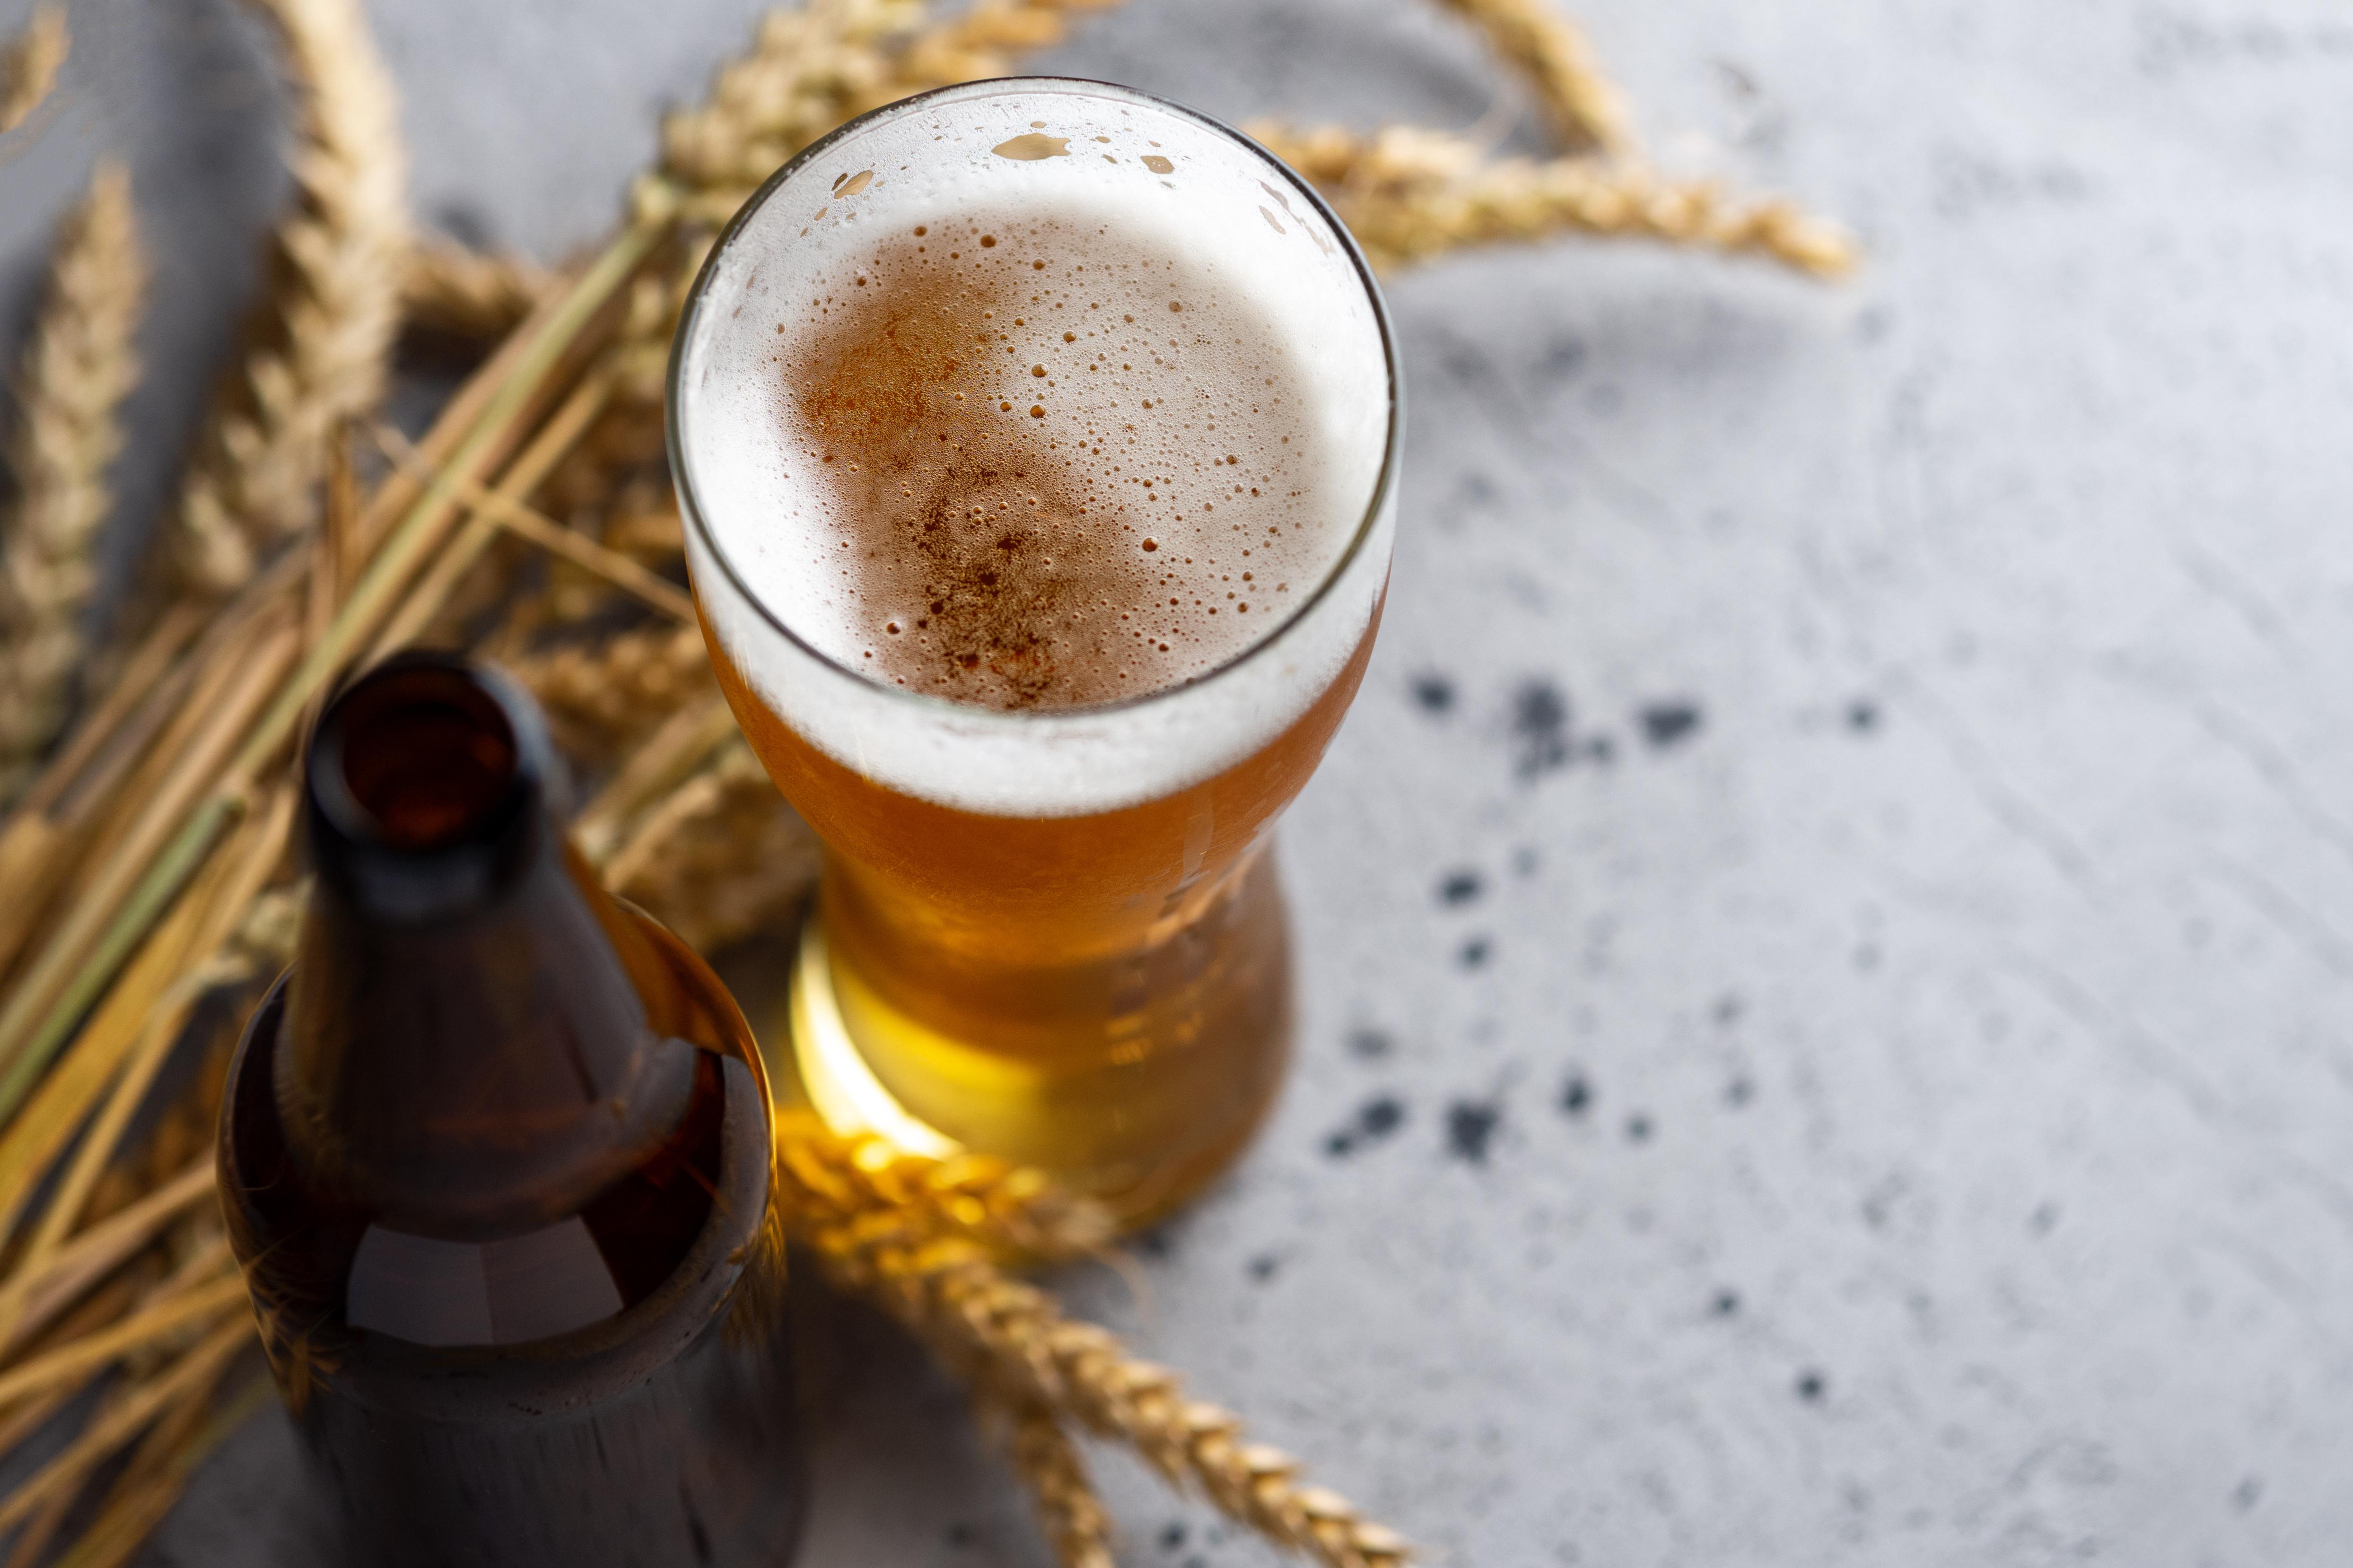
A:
47;1373;273;1568
0;161;148;806
0;219;664;1172
513;621;717;766
0;1315;249;1537
0;788;288;1326
1250;122;1855;277
1435;0;1629;153
369;421;694;623
0;3;66;136
0;1271;244;1412
2;1159;216;1356
402;240;557;340
996;1394;1117;1568
605;740;822;954
575;694;739;862
0;780;274;1231
174;0;409;598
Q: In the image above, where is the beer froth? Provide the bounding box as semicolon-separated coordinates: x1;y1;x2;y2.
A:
770;210;1341;710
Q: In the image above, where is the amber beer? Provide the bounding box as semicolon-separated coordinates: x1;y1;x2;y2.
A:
672;80;1398;1221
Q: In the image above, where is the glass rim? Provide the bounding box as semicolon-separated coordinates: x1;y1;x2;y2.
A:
665;75;1402;724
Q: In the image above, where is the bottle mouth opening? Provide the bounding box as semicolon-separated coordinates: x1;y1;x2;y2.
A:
316;662;521;853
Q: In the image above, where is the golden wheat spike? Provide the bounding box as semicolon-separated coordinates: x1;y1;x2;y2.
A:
0;3;67;136
1435;0;1631;153
0;161;147;805
400;240;557;340
172;0;409;598
996;1394;1119;1568
1250;121;1856;278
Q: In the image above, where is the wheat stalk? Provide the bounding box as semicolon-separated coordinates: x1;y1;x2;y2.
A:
401;240;557;340
605;740;823;952
511;622;716;763
0;161;147;805
1251;121;1855;276
172;0;409;598
0;3;66;136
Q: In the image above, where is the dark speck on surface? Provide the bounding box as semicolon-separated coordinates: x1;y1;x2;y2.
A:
1638;701;1704;749
1713;1289;1741;1316
1540;333;1586;379
1326;1094;1408;1157
1458;936;1492;969
1726;1076;1755;1107
1347;1027;1392;1061
1447;1099;1502;1164
1796;1371;1826;1402
1133;1225;1176;1260
1512;846;1539;876
1511;679;1573;779
1161;1524;1187;1551
1560;1074;1592;1116
1247;1252;1281;1283
947;1524;976;1548
1583;734;1616;764
1626;1114;1653;1143
2030;1201;2061;1235
1438;869;1484;906
1410;672;1456;714
1714;993;1744;1026
2233;1477;2262;1512
1846;697;1880;732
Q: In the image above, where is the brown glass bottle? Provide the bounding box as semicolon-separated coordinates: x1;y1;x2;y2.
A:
218;654;804;1567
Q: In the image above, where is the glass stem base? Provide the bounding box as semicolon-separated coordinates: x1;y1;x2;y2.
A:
760;858;1295;1234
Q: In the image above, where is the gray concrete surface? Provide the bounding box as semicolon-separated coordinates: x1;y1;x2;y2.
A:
4;0;2351;1563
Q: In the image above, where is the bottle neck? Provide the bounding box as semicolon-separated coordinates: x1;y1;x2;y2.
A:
275;655;694;1241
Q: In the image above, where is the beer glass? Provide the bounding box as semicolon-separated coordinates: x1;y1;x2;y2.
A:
670;78;1398;1225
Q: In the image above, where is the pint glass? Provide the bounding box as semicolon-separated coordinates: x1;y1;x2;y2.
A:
670;78;1398;1224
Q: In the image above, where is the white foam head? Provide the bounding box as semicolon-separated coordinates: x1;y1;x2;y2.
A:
671;79;1397;819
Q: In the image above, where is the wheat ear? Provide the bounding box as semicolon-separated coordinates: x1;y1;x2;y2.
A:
0;3;66;135
0;162;147;804
509;622;716;764
994;1394;1119;1568
798;1229;1410;1568
870;0;1128;106
773;1132;1405;1567
660;0;921;197
1251;122;1854;277
401;240;556;341
173;0;408;598
1435;0;1629;153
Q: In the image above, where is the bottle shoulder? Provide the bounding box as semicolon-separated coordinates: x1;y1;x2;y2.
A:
220;905;775;1371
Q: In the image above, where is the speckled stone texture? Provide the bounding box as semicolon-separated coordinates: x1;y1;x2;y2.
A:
3;1;2350;1564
